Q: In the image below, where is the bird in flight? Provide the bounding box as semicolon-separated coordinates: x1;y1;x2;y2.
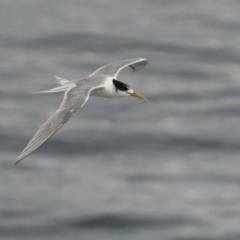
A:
16;58;148;164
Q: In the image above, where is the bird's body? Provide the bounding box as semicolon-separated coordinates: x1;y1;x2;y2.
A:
16;58;148;164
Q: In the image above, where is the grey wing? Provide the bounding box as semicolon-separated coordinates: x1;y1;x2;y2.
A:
16;82;103;164
89;58;148;79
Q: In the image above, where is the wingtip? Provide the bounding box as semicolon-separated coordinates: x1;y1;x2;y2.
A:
15;154;26;165
140;57;148;62
136;57;148;62
140;58;148;65
131;58;148;73
15;159;21;165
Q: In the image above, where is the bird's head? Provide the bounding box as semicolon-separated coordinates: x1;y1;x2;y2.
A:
113;79;147;101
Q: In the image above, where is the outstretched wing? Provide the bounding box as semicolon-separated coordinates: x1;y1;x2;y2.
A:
89;58;148;79
16;81;103;164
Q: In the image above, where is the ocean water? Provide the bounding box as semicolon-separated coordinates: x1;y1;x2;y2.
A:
1;1;240;239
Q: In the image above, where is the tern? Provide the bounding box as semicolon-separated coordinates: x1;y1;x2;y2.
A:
16;58;148;164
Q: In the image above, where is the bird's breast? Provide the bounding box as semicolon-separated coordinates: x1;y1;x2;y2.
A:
90;87;122;98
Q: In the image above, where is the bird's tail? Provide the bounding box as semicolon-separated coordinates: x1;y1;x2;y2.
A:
34;75;71;93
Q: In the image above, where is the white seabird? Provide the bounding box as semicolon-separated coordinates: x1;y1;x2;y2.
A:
16;58;148;164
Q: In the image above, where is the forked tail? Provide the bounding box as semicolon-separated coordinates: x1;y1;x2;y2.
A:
34;75;72;93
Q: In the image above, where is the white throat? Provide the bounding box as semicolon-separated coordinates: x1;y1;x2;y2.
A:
90;77;130;98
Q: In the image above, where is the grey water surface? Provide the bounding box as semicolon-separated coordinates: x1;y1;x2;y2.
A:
1;1;240;240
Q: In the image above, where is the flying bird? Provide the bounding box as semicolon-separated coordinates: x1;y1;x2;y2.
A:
16;58;148;164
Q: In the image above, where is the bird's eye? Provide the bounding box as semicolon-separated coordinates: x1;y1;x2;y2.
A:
113;79;129;92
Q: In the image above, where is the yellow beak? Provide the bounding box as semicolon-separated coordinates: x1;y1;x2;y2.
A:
130;91;147;101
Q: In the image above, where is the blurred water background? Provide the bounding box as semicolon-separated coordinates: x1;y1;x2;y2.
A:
1;1;240;239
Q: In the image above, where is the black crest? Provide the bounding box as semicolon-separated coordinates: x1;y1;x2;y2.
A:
113;79;129;92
